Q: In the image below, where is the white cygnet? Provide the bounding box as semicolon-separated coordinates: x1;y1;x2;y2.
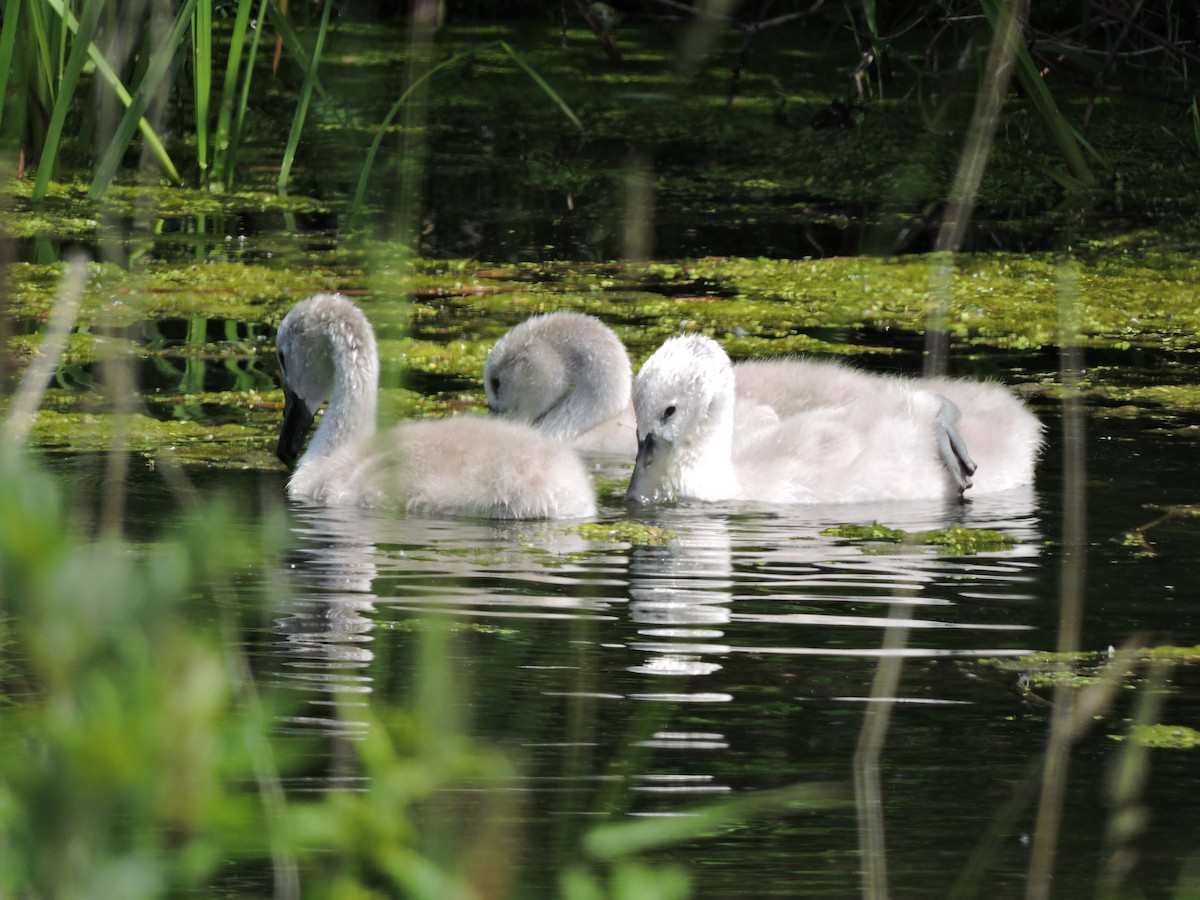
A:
484;311;638;455
627;334;1042;505
734;357;1044;494
275;293;597;519
483;313;1043;495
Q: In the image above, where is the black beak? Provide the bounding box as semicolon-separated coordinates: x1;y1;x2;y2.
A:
625;432;660;504
276;385;315;468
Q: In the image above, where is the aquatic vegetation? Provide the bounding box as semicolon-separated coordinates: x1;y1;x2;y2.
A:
975;645;1200;692
1141;645;1200;663
821;522;908;542
29;409;272;467
820;522;1018;555
386;335;494;377
1121;505;1200;558
919;527;1019;554
572;521;675;547
1117;725;1200;750
6;248;1200;468
5;178;329;227
5;259;346;326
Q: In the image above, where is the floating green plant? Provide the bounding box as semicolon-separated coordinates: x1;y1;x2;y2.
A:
11;246;1200;472
821;522;1018;554
572;520;675;546
971;645;1200;692
1141;644;1200;662
1116;724;1200;750
821;522;907;542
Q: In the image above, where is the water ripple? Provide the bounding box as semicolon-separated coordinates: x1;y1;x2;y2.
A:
266;487;1045;812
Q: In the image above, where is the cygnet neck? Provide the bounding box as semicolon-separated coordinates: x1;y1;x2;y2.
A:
302;306;380;464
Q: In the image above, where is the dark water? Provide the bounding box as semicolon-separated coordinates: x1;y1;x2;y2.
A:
60;397;1186;897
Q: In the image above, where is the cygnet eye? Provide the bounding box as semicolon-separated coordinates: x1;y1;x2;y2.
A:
490;375;501;394
662;404;676;422
278;351;287;375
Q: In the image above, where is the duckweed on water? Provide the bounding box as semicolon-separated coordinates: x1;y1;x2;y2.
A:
593;476;634;501
385;337;494;376
401;251;1200;360
8;260;348;325
7;178;329;219
821;522;907;542
1141;644;1200;662
820;522;1018;554
9;245;1200;467
1117;725;1200;750
972;649;1124;694
29;410;272;467
572;521;675;546
975;644;1200;694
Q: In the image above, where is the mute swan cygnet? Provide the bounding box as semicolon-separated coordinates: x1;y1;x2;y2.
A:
483;311;811;457
275;294;597;519
485;313;986;484
484;311;638;455
626;334;1042;505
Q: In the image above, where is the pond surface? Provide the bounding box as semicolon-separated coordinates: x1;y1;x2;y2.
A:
259;401;1197;898
8;18;1200;896
10;216;1200;895
33;389;1198;896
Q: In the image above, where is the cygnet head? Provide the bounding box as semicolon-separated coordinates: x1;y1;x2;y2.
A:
627;334;738;504
275;293;380;467
484;311;632;440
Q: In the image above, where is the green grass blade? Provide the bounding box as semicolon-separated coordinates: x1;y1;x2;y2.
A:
210;0;256;189
0;0;23;139
223;0;270;191
26;1;57;121
42;0;181;184
1065;120;1111;171
265;2;353;128
350;41;584;224
276;0;333;195
980;0;1097;188
192;0;213;180
32;0;104;200
498;40;585;133
349;47;478;223
585;782;848;859
89;0;197;199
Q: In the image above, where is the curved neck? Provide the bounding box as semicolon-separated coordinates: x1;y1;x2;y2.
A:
302;324;380;464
